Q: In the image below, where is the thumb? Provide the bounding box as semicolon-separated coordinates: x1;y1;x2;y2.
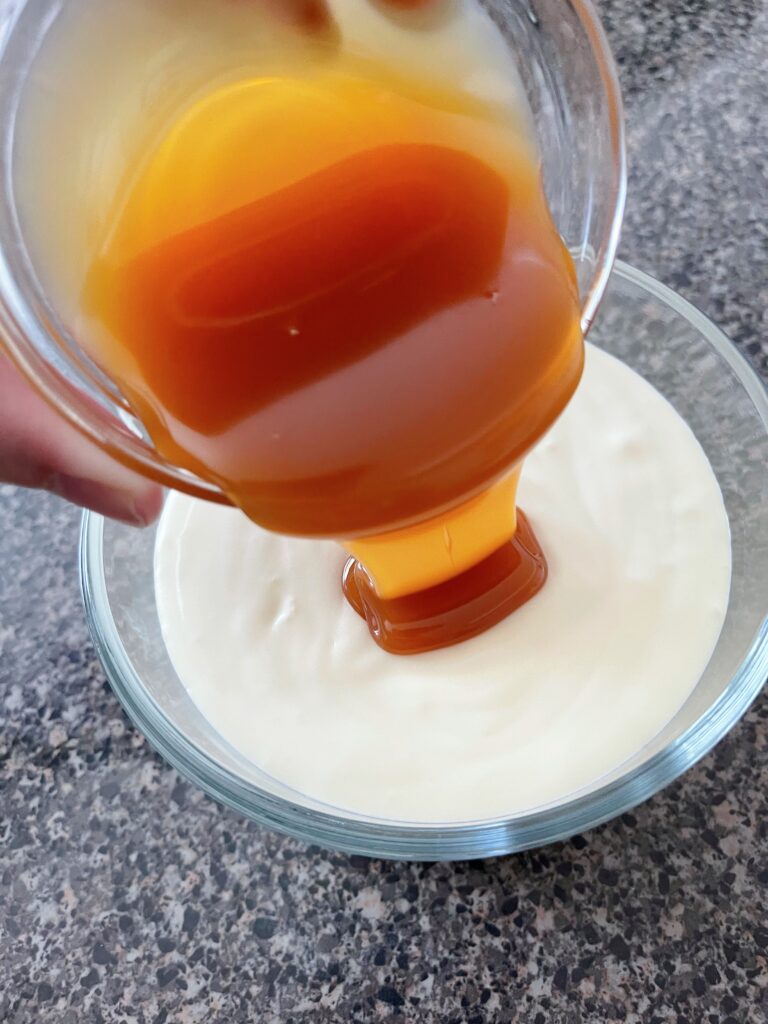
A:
0;353;163;525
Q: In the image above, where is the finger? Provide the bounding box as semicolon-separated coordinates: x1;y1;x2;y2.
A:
236;0;339;39
0;353;163;525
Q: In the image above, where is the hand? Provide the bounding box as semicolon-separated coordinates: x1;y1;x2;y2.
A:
251;0;338;36
247;0;439;34
0;353;163;525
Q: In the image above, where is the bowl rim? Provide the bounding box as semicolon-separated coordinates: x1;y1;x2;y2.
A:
79;262;768;860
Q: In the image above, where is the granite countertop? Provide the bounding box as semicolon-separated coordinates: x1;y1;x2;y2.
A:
2;1;767;1021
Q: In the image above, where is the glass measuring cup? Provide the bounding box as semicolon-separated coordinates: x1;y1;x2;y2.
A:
0;0;625;508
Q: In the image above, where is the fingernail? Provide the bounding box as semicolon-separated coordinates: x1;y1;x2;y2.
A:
51;474;155;526
131;486;165;527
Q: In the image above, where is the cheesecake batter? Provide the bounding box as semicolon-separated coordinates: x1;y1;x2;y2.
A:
154;346;731;822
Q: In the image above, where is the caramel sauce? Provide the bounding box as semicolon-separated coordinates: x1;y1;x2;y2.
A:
343;510;547;654
83;42;582;654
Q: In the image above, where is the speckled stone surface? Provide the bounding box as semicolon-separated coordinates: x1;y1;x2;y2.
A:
1;1;767;1021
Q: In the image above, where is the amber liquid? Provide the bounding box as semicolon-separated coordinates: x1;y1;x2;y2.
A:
83;32;582;653
86;142;581;535
343;510;547;654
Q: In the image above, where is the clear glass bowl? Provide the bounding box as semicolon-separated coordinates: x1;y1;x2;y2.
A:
0;0;625;502
80;262;768;860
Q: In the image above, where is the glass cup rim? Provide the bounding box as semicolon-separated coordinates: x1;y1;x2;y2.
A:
0;0;626;505
79;261;768;861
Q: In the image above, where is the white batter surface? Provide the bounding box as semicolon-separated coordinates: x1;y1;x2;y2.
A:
154;346;731;822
